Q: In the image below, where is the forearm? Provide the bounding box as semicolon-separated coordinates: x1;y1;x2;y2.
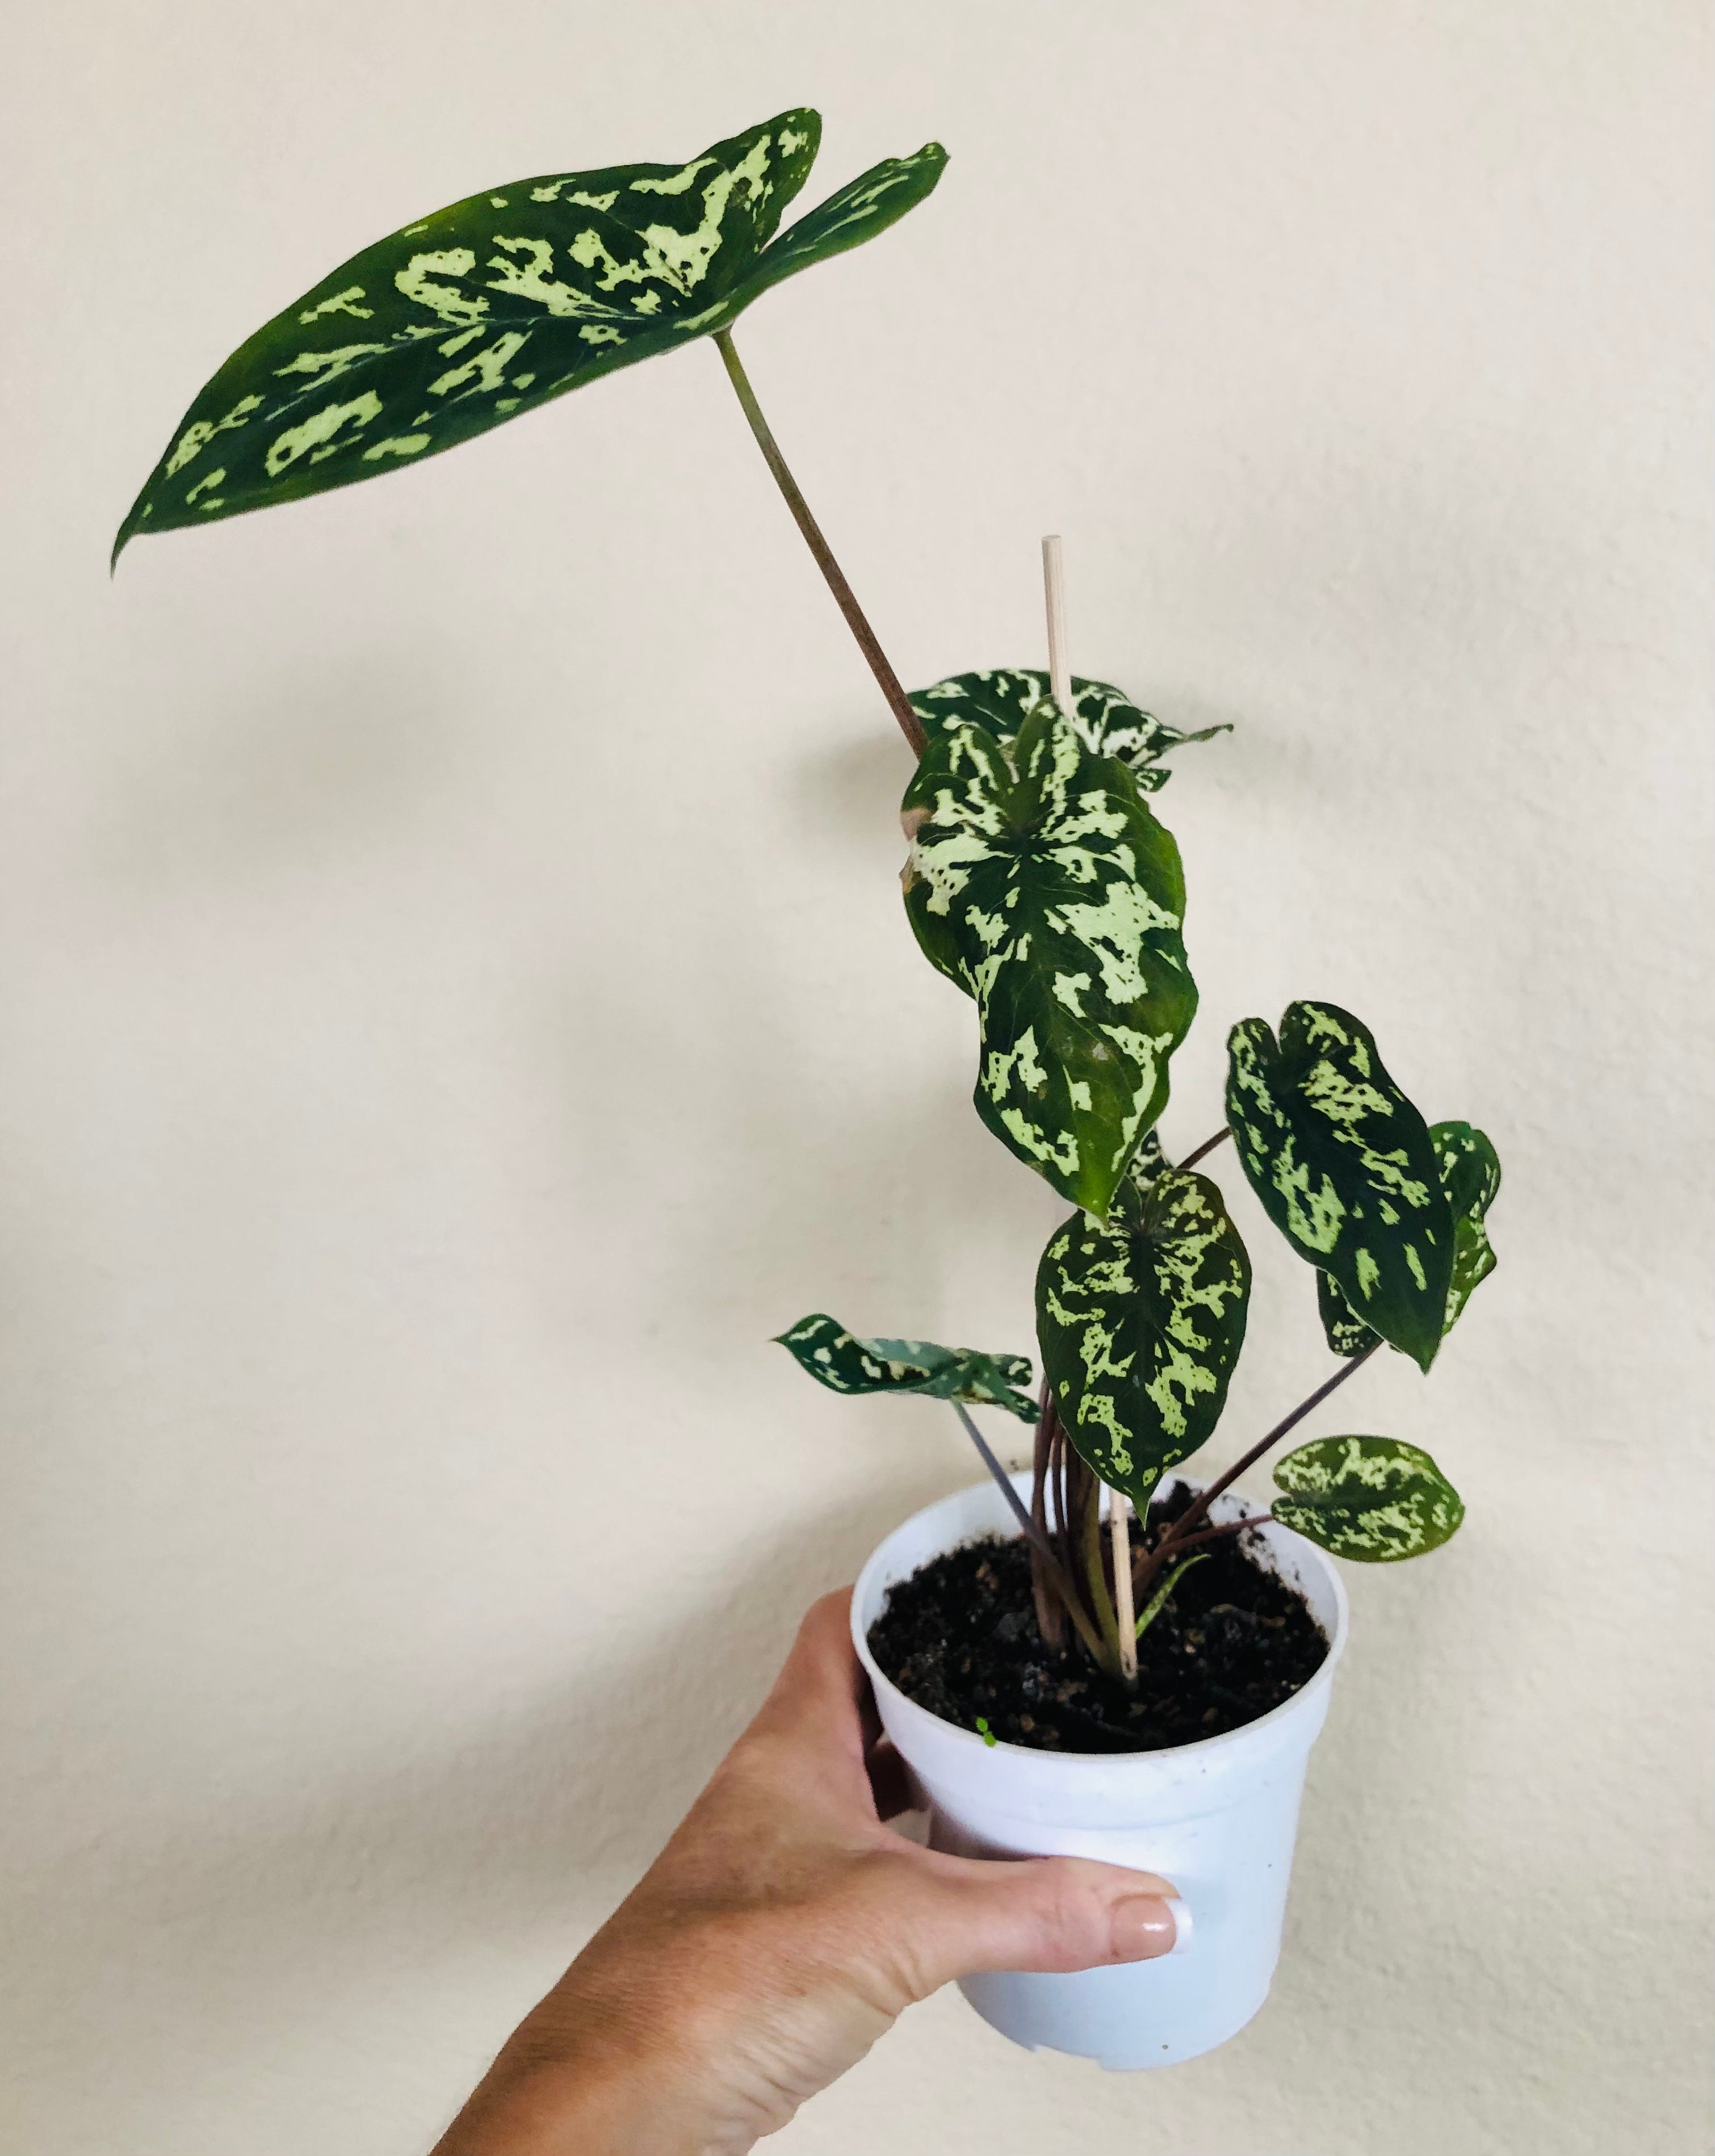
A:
432;1916;786;2156
431;1986;715;2156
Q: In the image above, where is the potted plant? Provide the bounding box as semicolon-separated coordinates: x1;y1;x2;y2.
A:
115;106;1500;2071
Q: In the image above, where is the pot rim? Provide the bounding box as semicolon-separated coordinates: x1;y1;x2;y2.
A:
851;1469;1351;1769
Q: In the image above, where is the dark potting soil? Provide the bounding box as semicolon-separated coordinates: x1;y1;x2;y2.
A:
867;1482;1329;1755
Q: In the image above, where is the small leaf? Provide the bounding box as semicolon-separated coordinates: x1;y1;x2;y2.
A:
1317;1268;1378;1358
115;110;945;560
909;668;1230;791
1226;1003;1453;1371
774;1314;1037;1421
1272;1435;1464;1562
1134;1551;1209;1639
1036;1167;1251;1508
1125;1127;1168;1196
902;705;1198;1214
1316;1118;1502;1356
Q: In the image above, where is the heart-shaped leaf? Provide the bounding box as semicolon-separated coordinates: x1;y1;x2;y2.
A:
909;669;1230;792
1271;1435;1464;1561
1035;1166;1251;1508
902;704;1197;1214
1318;1119;1502;1357
1226;1002;1453;1371
774;1314;1037;1420
115;110;946;560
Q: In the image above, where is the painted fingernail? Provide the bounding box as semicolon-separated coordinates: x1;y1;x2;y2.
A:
1112;1895;1183;1961
1163;1897;1193;1956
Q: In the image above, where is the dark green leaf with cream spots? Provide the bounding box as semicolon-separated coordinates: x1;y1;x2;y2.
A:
902;704;1198;1215
115;111;945;559
1226;1002;1452;1371
774;1314;1037;1421
1271;1435;1464;1561
1035;1167;1251;1508
909;668;1230;793
1318;1119;1502;1357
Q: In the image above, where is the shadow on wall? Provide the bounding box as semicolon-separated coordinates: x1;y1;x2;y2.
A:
540;708;1068;1355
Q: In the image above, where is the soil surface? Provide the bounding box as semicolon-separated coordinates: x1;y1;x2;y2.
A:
867;1482;1329;1754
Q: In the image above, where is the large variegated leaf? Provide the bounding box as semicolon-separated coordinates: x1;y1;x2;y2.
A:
909;669;1230;793
1318;1119;1502;1357
774;1314;1037;1421
115;111;946;560
902;704;1197;1214
1272;1436;1464;1561
1226;1002;1453;1371
1035;1167;1251;1507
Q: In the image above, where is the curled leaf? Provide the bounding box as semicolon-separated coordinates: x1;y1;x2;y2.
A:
1226;1002;1452;1371
909;668;1230;792
1318;1119;1502;1356
774;1314;1037;1421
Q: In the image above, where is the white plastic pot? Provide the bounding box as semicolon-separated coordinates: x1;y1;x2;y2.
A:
852;1470;1349;2070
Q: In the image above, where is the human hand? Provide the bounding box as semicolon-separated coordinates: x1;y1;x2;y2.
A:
432;1590;1184;2155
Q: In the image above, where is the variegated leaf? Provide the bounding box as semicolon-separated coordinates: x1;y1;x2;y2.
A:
1035;1167;1251;1508
1435;1121;1502;1329
909;668;1230;792
774;1314;1037;1421
1226;1002;1453;1372
1317;1268;1378;1358
901;704;1197;1215
1125;1127;1168;1196
115;111;946;559
1272;1435;1464;1562
1318;1118;1502;1356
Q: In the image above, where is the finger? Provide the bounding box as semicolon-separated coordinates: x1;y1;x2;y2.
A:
726;1592;878;1816
753;1591;863;1740
898;1851;1188;1993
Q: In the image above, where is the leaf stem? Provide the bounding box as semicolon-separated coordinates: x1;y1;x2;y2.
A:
1029;1382;1065;1651
950;1402;1053;1560
954;1403;1106;1664
714;331;928;757
1158;1515;1272;1557
1133;1340;1383;1603
1177;1127;1233;1171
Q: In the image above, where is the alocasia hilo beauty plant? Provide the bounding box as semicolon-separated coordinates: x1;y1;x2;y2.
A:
118;108;1499;1692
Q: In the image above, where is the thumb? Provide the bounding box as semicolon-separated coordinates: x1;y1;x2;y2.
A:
899;1848;1189;1994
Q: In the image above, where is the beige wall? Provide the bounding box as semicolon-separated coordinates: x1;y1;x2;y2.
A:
3;4;1711;2150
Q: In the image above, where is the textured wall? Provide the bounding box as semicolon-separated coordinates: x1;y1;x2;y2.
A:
2;5;1710;2151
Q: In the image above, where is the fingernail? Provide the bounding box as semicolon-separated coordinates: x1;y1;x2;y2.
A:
1112;1894;1189;1961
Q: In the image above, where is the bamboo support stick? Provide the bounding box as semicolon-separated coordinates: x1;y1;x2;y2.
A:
1042;534;1074;718
1110;1488;1138;1681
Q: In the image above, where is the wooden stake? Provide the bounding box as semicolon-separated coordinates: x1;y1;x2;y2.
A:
1041;534;1074;718
1110;1486;1138;1682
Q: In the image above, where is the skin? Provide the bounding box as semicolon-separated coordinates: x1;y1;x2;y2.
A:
432;1591;1181;2156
